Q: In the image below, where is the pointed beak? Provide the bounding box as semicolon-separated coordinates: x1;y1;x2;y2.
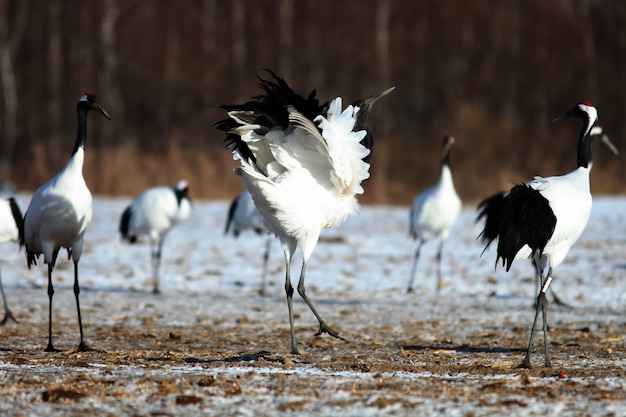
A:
552;109;575;123
600;134;619;156
95;103;112;120
364;86;395;105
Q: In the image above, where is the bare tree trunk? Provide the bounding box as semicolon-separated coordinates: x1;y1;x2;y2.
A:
231;0;246;95
47;0;62;167
279;0;294;81
101;0;123;124
372;0;391;203
202;0;217;92
157;18;181;142
0;0;27;181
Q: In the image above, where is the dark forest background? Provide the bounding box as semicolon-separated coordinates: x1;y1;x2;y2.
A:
0;0;625;204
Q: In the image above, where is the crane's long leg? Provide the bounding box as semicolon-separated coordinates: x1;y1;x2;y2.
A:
259;236;272;296
435;240;445;293
73;261;91;352
45;263;61;352
519;267;553;368
284;254;298;354
151;237;164;294
0;267;17;325
407;239;424;293
534;261;571;308
296;262;345;342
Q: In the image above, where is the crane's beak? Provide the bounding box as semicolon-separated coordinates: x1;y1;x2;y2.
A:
95;103;112;121
552;109;575;123
600;134;619;156
364;86;395;105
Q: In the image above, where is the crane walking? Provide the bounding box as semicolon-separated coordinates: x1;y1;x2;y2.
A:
21;93;110;352
479;101;598;368
408;135;461;294
477;125;618;307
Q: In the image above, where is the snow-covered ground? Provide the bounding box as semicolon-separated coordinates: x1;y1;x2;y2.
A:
0;193;624;416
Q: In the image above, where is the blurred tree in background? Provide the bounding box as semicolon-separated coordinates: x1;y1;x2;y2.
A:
0;0;624;204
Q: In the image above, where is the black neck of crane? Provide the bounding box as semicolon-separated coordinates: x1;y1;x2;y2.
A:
577;116;594;169
72;103;90;156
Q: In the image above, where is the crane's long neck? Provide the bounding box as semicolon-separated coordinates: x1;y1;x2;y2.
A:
72;107;89;156
577;114;596;169
439;150;455;190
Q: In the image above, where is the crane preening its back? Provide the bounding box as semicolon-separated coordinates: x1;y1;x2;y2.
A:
119;181;192;294
479;101;599;368
20;92;110;352
224;191;273;295
214;70;393;354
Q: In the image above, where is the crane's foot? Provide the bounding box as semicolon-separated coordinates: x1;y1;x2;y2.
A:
516;355;533;369
44;342;63;353
0;310;18;326
76;341;94;352
406;287;414;294
315;321;347;341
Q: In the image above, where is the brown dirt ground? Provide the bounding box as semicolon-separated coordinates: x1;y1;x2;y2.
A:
0;287;624;416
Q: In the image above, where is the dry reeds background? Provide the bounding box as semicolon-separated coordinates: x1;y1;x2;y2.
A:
1;0;625;204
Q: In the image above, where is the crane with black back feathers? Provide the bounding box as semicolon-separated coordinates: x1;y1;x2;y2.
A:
479;101;598;368
477;125;618;306
215;70;393;354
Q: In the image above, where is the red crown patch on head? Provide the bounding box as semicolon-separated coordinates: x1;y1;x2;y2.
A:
580;100;593;107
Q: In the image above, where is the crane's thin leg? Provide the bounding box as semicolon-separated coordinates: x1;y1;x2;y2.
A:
0;268;17;325
534;262;570;308
73;261;91;352
151;238;164;294
284;256;298;354
297;262;346;342
435;240;444;293
259;236;272;296
45;264;61;352
518;267;552;368
407;240;423;293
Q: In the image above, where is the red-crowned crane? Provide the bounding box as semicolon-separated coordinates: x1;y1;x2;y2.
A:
119;180;192;294
214;70;393;354
225;190;273;295
479;101;598;368
21;93;110;352
0;197;23;325
477;125;618;307
408;135;462;293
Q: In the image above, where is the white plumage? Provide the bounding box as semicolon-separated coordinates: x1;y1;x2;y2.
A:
21;92;110;352
477;124;618;307
119;180;192;294
0;197;23;325
480;101;598;368
224;191;273;295
215;71;393;354
408;135;461;293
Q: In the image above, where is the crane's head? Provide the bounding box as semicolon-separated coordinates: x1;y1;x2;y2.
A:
552;101;598;136
78;92;111;120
